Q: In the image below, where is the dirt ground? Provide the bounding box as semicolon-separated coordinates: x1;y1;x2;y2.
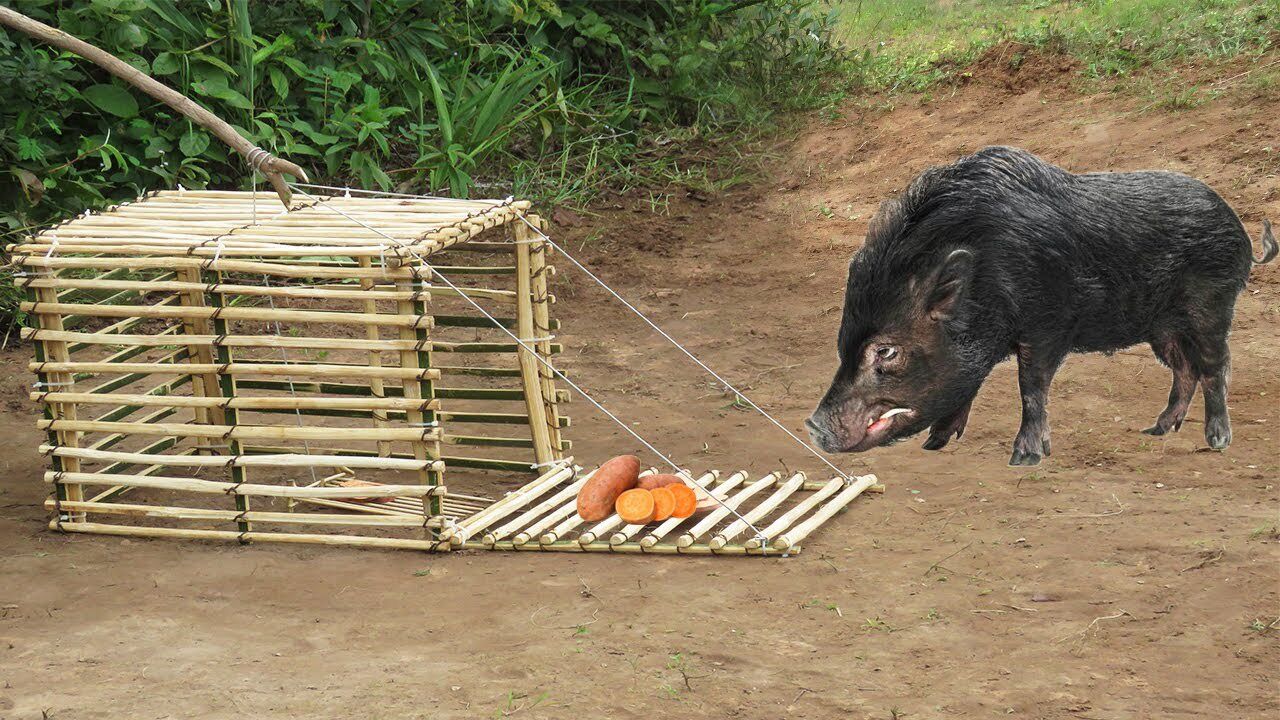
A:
2;52;1278;719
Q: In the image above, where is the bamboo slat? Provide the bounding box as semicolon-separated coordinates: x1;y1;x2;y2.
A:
43;470;448;499
482;474;590;546
708;473;805;550
771;475;878;551
40;445;441;471
50;521;452;551
35;392;440;412
45;500;442;528
675;473;781;548
439;464;576;547
38;419;443;443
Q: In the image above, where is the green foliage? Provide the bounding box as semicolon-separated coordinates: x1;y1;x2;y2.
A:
830;0;1276;93
0;0;846;333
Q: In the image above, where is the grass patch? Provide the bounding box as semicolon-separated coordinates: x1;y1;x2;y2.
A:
828;0;1276;93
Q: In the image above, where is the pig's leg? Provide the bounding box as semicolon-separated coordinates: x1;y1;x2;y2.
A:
1009;343;1065;466
1142;336;1197;435
1190;334;1232;450
922;396;974;450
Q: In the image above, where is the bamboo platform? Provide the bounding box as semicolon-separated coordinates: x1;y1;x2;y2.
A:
15;189;566;550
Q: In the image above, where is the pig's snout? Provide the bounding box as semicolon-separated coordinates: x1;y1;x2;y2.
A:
805;415;843;453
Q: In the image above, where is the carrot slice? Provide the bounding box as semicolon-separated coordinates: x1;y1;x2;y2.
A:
650;486;676;522
667;483;697;519
615;488;656;525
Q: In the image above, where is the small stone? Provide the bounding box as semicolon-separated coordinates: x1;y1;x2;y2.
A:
1031;593;1058;603
1155;483;1165;489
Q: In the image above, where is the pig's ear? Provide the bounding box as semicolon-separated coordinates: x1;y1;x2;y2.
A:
927;248;973;321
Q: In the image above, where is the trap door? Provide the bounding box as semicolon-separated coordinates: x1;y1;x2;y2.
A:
442;462;882;555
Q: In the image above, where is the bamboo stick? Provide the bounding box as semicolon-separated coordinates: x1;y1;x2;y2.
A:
638;471;744;549
44;500;442;528
30;272;85;522
35;392;440;412
49;521;452;551
525;216;565;455
675;473;781;548
29;361;442;381
22;328;561;355
744;478;844;550
513;223;556;467
40;445;441;471
18;302;434;329
43;470;447;499
771;474;879;552
38;418;443;443
439;464;575;546
482;475;589;546
485;540;784;556
708;473;806;550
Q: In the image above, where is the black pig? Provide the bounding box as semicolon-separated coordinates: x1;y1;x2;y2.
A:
806;146;1276;466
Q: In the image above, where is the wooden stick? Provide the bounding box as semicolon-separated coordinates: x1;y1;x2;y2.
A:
772;475;879;552
708;473;806;550
40;445;440;471
50;521;451;551
29;361;442;381
0;6;307;206
34;392;440;413
18;301;434;329
513;223;556;467
744;478;844;549
44;500;442;528
638;471;745;548
676;473;781;548
44;470;447;499
38;418;443;443
483;475;590;546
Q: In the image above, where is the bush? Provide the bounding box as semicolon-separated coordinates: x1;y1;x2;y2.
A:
0;0;846;334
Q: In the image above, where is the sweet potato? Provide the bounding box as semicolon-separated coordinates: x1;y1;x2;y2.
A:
667;483;697;519
575;455;641;521
636;473;685;491
615;488;656;525
650;486;676;522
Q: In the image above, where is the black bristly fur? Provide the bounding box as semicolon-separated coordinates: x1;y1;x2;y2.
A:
807;146;1275;467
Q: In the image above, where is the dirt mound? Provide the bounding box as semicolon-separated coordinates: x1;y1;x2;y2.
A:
956;41;1084;93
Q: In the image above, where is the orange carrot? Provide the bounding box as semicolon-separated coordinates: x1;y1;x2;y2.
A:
637;473;685;491
615;488;656;525
667;483;697;519
576;455;641;521
650;486;676;522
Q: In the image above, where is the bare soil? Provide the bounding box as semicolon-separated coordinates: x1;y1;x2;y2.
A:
2;53;1277;719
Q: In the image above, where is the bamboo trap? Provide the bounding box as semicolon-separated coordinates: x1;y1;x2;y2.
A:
23;189;566;550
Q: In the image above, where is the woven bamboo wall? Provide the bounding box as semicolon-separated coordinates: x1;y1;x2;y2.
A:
11;189;567;551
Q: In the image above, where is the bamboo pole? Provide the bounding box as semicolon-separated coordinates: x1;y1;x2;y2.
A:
771;475;879;552
44;500;442;528
30;273;85;522
482;475;589;546
637;471;745;549
393;267;442;525
49;521;452;552
513;223;556;467
744;478;844;550
675;473;781;548
525;215;565;456
28;361;442;381
357;256;391;457
38;418;443;443
22;328;561;355
44;470;448;499
439;464;575;546
40;445;441;471
17;302;435;329
708;473;806;550
35;392;440;412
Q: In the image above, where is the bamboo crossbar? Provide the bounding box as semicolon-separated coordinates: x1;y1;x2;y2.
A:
40;445;441;471
29;361;442;382
38;418;443;443
23;328;561;355
20;301;434;329
35;392;440;413
44;470;447;499
44;500;441;528
50;521;451;551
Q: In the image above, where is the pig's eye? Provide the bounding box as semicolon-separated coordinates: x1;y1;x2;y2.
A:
875;345;899;362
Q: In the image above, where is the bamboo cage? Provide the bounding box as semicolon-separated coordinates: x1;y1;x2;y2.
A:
13;188;882;555
12;189;569;550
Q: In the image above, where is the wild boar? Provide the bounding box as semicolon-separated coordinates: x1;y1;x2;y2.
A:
806;146;1276;466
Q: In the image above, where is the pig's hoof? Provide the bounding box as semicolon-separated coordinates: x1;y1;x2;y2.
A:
922;434;950;451
1206;418;1231;449
1206;432;1231;450
1008;449;1042;466
1141;425;1166;436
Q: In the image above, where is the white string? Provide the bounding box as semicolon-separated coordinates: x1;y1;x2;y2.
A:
284;182;768;543
508;210;859;482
